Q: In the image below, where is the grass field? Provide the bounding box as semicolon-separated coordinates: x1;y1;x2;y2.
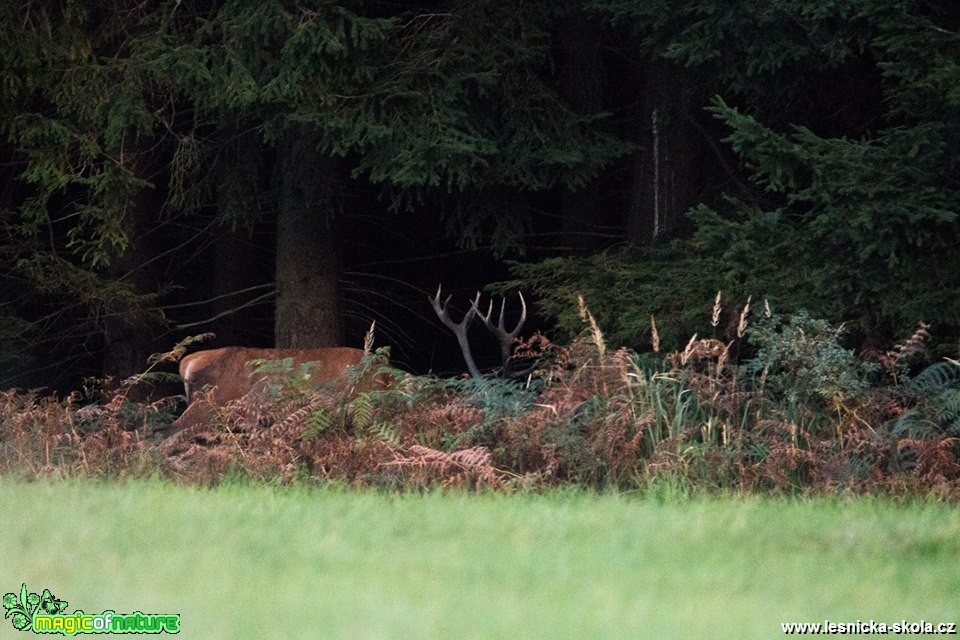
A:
1;479;957;639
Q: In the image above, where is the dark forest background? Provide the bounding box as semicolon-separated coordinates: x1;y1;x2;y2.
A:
1;0;958;392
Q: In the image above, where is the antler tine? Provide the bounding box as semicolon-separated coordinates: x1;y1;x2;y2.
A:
514;291;527;335
475;291;526;338
430;284;475;325
472;295;493;323
471;291;527;370
502;293;527;337
430;284;451;314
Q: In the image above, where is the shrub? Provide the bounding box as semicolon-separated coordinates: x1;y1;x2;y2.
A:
743;311;877;429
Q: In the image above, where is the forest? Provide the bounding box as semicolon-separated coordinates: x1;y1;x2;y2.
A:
1;0;959;494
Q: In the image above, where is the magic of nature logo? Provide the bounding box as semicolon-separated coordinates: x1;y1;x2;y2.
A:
4;584;180;635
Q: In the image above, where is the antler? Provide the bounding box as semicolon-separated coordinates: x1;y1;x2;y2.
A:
473;291;526;369
430;285;527;378
429;285;483;378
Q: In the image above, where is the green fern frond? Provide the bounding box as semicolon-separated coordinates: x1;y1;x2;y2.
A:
933;388;960;434
303;408;334;440
907;361;960;395
890;409;941;438
367;420;399;445
351;393;375;430
452;375;536;416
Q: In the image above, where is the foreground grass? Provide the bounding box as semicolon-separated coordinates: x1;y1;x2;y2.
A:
1;479;958;639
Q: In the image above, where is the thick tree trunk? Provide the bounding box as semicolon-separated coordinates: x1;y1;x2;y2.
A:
274;128;344;348
626;59;703;246
102;144;162;382
102;242;156;381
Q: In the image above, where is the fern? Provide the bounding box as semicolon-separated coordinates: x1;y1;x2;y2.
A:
906;361;959;395
890;409;941;438
450;375;537;417
303;408;335;440
933;388;960;434
351;393;376;431
894;361;960;436
366;421;399;445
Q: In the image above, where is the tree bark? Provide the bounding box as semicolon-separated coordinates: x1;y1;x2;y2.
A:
274;127;344;348
102;140;163;382
102;235;157;381
626;59;703;246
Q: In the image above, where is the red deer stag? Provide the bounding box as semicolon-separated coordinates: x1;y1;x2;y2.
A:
429;285;528;378
169;346;369;434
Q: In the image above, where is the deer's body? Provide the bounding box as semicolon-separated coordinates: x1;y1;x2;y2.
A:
180;346;366;404
170;346;367;434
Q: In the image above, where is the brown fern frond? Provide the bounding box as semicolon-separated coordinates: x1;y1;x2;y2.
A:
875;321;932;380
271;390;340;432
274;402;319;433
151;333;217;365
904;437;960;484
384;444;514;489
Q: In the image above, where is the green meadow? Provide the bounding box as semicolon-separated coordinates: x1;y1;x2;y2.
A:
2;479;958;639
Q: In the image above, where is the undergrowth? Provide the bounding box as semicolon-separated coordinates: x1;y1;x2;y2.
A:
1;301;959;497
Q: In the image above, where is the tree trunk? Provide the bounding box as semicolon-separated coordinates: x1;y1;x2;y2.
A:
102;141;163;382
626;59;703;245
274;128;344;348
102;238;157;381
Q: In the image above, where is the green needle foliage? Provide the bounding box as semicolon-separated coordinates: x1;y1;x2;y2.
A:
514;0;960;349
0;0;631;384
